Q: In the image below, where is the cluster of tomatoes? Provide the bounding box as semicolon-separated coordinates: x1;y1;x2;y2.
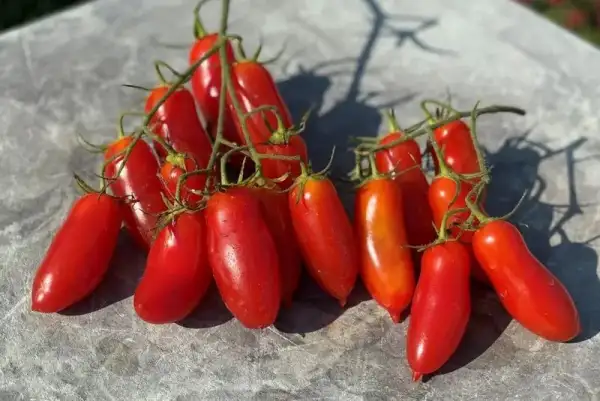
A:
30;1;581;381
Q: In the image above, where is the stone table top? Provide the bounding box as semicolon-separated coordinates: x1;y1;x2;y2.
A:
1;0;600;400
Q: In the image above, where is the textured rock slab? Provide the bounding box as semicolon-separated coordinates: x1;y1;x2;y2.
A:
1;0;600;400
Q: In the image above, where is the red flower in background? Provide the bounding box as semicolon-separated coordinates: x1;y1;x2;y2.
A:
566;8;587;29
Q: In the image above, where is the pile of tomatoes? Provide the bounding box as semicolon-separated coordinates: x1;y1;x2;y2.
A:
29;1;581;380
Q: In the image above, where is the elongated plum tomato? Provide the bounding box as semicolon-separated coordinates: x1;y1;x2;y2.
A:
407;241;471;380
255;136;308;189
160;154;206;208
134;212;212;324
31;194;122;313
289;176;359;306
472;220;580;341
375;132;436;247
230;60;293;141
428;176;489;283
429;120;487;204
431;120;480;176
205;187;281;328
189;34;239;144
104;136;167;249
354;178;415;322
253;186;302;307
230;60;308;187
144;85;213;170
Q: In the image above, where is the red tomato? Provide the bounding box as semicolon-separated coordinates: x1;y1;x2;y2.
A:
430;120;479;176
31;194;122;313
188;34;239;145
134;212;212;324
104;135;167;249
229;60;308;186
205;187;281;328
407;241;471;380
429;119;487;205
230;60;293;141
253;186;302;307
472;220;580;342
375;132;436;247
289;176;358;306
255;135;308;189
160;154;206;208
428;176;489;283
354;178;415;322
144;85;213;169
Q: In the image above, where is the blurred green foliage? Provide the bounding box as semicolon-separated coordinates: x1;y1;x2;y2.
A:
517;0;600;45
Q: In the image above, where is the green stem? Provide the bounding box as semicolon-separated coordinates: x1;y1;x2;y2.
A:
142;127;176;155
154;61;183;85
193;0;210;38
383;109;402;133
421;99;459;116
420;102;435;122
465;181;489;223
73;173;97;194
143;41;223;127
467;102;490;184
223;54;262;171
358;104;526;156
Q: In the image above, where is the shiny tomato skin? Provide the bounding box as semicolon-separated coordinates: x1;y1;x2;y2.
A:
31;194;122;313
428;177;473;241
253;186;302;307
289;177;359;306
134;212;211;324
144;85;213;169
230;60;293;143
229;60;308;184
104;136;167;249
431;120;479;176
375;132;436;247
255;135;309;189
472;220;581;342
407;241;471;379
428;176;489;283
160;156;205;208
205;187;281;328
355;178;415;322
188;34;239;144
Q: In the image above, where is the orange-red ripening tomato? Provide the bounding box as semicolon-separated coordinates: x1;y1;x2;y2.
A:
375;132;436;247
354;178;415;322
289;176;359;306
427;176;489;283
472;220;581;342
144;85;213;171
134;212;212;324
189;34;240;145
253;186;302;307
31;194;122;313
205;187;281;328
104;135;167;249
160;155;206;209
407;241;471;380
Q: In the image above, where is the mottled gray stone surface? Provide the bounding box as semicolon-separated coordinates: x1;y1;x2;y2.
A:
1;0;600;400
